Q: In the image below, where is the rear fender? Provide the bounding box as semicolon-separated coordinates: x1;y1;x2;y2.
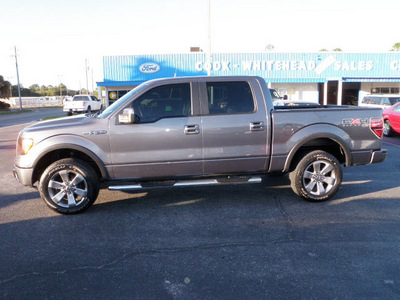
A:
276;124;352;172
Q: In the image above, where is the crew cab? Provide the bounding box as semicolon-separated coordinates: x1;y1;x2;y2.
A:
14;76;387;214
63;95;102;115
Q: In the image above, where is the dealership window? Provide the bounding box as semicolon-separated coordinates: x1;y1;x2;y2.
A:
132;83;191;123
371;87;400;94
206;81;255;115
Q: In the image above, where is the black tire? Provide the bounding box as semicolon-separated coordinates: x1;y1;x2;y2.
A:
38;158;100;214
383;120;394;137
289;150;342;202
86;106;91;113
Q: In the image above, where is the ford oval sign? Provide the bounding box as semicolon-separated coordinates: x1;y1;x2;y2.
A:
139;63;160;74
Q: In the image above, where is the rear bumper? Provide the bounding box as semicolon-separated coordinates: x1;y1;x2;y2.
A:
351;149;387;166
370;149;387;164
13;165;34;187
63;108;84;112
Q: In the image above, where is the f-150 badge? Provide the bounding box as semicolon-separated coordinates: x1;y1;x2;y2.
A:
83;130;108;135
342;118;368;126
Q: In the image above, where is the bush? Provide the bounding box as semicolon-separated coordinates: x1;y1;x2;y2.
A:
0;100;11;110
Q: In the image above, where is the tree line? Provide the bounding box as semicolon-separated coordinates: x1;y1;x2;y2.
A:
0;76;87;98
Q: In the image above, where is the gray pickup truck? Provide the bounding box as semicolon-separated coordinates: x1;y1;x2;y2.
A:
13;76;387;214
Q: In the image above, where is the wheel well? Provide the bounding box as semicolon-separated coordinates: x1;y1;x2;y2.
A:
32;149;103;184
288;138;346;172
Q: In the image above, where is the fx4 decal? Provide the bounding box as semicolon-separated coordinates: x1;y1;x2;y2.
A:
342;118;369;127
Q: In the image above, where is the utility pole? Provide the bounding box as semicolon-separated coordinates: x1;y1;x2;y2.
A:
207;0;211;76
85;59;89;94
14;46;22;110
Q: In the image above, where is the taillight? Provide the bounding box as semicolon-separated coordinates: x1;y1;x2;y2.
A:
370;118;383;138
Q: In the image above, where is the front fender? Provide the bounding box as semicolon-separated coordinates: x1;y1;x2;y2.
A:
18;134;110;179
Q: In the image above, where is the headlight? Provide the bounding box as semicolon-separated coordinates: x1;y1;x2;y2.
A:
18;137;34;155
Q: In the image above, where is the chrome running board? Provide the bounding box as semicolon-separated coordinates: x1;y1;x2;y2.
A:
108;176;262;191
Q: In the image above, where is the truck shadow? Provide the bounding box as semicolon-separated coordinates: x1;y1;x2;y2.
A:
89;171;399;214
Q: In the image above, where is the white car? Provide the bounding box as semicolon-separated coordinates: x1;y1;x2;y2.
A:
359;94;400;109
63;95;102;115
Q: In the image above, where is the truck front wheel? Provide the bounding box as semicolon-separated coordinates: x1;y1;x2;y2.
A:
38;158;100;214
289;150;342;202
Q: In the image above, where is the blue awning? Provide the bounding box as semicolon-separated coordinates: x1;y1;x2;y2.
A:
343;77;400;82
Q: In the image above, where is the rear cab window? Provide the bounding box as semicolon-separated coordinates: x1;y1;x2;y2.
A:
206;81;255;115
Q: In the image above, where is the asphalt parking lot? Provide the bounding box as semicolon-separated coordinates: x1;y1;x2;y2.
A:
1;116;400;299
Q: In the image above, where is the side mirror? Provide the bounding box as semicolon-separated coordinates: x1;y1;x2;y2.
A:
118;108;139;124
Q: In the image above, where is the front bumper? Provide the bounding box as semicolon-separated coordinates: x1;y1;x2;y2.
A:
13;164;34;187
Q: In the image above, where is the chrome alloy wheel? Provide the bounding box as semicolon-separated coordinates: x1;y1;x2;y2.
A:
47;169;88;208
383;121;390;136
302;160;336;196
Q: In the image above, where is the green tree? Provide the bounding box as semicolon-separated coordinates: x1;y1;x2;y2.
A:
390;43;400;51
0;76;12;98
11;85;40;97
29;84;40;94
264;44;275;51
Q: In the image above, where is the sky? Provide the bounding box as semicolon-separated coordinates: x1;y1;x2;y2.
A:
1;0;400;91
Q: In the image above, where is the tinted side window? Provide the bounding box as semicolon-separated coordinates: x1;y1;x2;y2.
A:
74;96;87;101
366;97;380;105
362;97;369;104
381;98;391;106
389;97;400;105
206;81;255;115
132;83;191;123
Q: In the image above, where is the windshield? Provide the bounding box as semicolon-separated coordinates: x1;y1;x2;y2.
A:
73;96;88;101
98;83;150;119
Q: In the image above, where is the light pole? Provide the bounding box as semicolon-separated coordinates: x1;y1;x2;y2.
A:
85;59;89;94
58;75;63;97
207;0;211;76
14;46;22;110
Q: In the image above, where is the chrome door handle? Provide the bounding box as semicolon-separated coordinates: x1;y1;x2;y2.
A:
250;122;264;131
184;124;200;135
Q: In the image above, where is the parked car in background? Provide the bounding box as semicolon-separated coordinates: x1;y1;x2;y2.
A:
63;96;73;103
63;95;102;115
383;102;400;136
273;100;320;107
360;94;400;109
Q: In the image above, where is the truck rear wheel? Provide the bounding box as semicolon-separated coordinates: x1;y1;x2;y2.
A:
38;158;100;214
289;150;342;202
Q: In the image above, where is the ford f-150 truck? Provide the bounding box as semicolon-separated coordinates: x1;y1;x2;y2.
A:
63;95;103;115
14;76;387;214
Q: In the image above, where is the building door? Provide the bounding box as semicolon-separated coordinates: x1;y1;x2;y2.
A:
342;82;360;106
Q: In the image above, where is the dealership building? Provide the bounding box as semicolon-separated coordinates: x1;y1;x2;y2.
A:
97;52;400;106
